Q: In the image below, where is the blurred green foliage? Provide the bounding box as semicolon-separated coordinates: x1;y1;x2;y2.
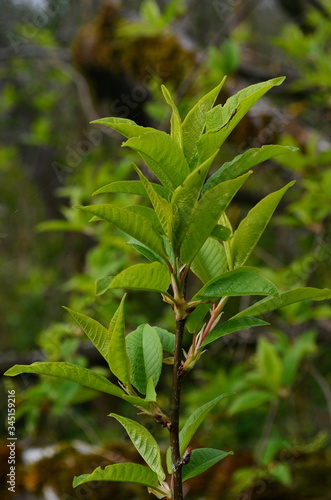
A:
1;0;331;498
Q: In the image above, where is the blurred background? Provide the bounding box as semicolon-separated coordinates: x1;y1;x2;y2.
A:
1;0;331;498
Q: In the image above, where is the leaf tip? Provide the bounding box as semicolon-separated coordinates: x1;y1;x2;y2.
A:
72;475;88;488
275;76;286;85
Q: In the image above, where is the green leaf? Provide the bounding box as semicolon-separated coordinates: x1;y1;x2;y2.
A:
63;307;110;362
203;145;297;191
182;77;226;167
191;238;228;284
180;172;251;264
210;224;232;241
96;275;114;296
201;317;269;347
219;212;234;269
108;295;130;385
257;339;282;392
4;362;125;398
126;324;163;394
206;77;285;132
126;238;165;264
167;394;228;473
146;377;157;402
142;324;163;389
90;117;154;138
124;205;163;232
153;326;175;352
194;267;279;300
234;288;331;318
123;131;190;190
179;395;227;457
77;204;166;259
182;448;232;481
172;152;218;247
108;262;171;293
230;182;295;268
73;463;158;489
198;77;285;163
134;165;174;238
4;361;150;410
109;413;165;479
161;84;183;148
93;180;171;199
227;390;274;415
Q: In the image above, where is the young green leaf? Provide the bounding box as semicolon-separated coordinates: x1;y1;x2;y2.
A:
77;204;167;259
108;295;130;385
161;84;183;147
73;463;159;489
182;448;232;481
206;77;285;132
90;117;154;138
108;262;171;293
134;165;174;238
123;131;190;190
63;307;110;361
180;172;251;264
191;237;228;284
126;324;163;395
203;145;297;191
201;317;269;347
230;182;295;268
182;77;226;168
4;362;125;398
198;77;285;163
172;152;218;247
234;287;331;318
93;180;171;199
110;413;165;479
194;267;279;301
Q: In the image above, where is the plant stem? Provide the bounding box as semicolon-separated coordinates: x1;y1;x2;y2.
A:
170;317;186;500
